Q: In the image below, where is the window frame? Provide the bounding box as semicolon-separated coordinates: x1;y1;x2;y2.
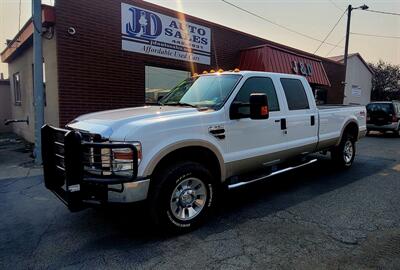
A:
280;78;310;111
231;76;281;119
13;72;21;106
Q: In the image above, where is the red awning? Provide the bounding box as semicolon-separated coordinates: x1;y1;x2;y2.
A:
239;45;331;86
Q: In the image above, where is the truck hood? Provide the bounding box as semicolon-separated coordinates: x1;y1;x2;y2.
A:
67;106;200;138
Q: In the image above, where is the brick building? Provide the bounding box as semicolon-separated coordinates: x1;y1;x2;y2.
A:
1;0;345;142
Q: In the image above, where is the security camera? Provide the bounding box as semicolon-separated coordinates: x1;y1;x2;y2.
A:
67;27;76;36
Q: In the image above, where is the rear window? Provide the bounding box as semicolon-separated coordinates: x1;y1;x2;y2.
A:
366;103;394;114
280;78;310;110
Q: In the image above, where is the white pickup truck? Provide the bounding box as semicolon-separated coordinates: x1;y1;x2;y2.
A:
42;71;366;232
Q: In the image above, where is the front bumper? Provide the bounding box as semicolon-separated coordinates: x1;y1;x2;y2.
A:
41;125;149;211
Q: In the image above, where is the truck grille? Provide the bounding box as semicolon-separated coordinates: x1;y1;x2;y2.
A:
41;125;138;211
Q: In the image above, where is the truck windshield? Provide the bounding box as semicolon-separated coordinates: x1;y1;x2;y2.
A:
160;74;242;110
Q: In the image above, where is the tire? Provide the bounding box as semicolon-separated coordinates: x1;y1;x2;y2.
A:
331;134;356;168
148;161;217;233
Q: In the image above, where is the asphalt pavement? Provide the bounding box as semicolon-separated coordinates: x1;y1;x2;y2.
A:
1;132;400;269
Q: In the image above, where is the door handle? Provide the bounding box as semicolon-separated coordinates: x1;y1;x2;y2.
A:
281;118;287;130
311;115;315;126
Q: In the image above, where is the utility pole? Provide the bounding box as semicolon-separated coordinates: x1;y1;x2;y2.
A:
33;0;44;164
344;4;369;74
343;5;352;74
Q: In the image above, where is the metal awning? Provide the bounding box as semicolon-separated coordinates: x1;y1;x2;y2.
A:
239;44;331;86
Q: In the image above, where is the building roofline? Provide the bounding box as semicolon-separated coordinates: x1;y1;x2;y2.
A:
132;0;344;66
328;53;374;74
1;4;55;63
2;1;344;67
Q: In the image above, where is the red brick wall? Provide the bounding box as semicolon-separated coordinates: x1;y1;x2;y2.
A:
55;0;345;126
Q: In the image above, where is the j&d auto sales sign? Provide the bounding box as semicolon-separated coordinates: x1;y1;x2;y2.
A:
121;3;211;65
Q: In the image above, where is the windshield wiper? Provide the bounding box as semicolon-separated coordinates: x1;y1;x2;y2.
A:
165;102;198;108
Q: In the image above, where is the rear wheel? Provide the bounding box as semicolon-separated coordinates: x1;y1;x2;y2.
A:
331;134;356;168
149;161;217;233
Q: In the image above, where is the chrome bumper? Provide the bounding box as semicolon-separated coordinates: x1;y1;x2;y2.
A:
107;178;150;203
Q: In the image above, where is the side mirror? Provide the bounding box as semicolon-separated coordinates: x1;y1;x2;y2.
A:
250;93;269;120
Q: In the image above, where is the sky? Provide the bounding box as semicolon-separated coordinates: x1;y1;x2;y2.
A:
0;0;399;78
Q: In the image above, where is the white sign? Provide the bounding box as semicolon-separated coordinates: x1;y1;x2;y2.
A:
351;85;362;97
121;3;211;65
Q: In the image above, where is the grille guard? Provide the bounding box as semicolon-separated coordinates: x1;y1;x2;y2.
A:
41;124;139;211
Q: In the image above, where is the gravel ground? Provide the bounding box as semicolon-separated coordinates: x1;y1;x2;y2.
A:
0;133;399;269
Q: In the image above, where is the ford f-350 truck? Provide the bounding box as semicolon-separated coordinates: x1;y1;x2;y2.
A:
42;71;367;232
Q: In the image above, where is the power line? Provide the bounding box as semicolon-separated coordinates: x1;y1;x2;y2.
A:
328;0;344;12
314;8;347;54
326;36;345;56
364;9;400;16
220;0;344;48
351;32;400;39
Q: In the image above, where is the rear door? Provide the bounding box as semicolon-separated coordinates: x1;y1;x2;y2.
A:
278;77;318;155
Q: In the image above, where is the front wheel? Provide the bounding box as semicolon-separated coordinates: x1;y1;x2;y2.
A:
331;135;356;168
148;161;217;233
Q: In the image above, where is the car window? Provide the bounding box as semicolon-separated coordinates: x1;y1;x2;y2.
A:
280;78;310;110
234;77;280;117
366;103;394;114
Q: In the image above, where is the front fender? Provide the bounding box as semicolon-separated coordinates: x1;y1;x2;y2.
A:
140;139;226;182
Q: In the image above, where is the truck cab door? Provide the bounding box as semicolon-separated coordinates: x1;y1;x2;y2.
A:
278;77;318;155
223;76;287;177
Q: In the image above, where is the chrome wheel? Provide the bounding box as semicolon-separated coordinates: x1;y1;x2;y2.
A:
343;140;354;164
170;177;207;221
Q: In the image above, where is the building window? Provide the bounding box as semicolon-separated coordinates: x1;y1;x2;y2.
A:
13;73;21;105
145;66;190;104
314;88;327;105
280;78;310;110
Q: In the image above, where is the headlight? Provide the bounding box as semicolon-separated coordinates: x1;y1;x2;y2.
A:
83;142;142;178
111;142;142;177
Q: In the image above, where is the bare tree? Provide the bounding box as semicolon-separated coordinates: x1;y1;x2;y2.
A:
369;60;400;101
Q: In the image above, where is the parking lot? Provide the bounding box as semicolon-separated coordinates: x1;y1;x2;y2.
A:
1;133;400;270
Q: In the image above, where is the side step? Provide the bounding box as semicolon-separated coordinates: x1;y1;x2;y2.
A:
227;158;318;189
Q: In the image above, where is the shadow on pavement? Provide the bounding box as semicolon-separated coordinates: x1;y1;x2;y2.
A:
79;153;393;243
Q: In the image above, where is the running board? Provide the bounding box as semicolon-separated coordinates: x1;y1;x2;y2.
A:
228;158;318;189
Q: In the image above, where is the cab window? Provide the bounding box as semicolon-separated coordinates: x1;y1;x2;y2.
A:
234;77;280;117
280;78;310;110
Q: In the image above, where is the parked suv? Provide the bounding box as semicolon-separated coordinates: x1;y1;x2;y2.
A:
366;101;400;136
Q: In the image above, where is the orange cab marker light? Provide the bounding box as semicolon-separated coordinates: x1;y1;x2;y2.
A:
261;106;269;116
202;71;208;74
210;69;215;73
234;68;240;72
192;73;199;77
218;69;224;73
